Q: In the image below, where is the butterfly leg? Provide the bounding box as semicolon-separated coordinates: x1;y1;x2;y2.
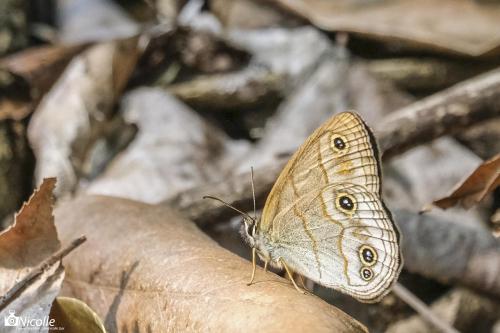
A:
247;247;257;286
264;260;269;273
297;274;311;292
280;258;307;294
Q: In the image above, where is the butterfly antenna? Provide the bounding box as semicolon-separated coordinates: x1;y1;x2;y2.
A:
250;167;257;221
202;195;255;222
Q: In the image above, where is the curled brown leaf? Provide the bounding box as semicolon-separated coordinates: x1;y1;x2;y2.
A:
433;154;500;209
0;177;60;290
0;178;64;327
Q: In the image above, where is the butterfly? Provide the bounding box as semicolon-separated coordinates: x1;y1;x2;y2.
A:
206;111;402;303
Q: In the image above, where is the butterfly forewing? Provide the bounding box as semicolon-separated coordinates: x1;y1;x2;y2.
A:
259;111;402;302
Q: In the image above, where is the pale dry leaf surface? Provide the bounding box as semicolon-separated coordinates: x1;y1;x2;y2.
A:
85;88;249;203
57;0;139;44
28;37;141;196
227;27;333;85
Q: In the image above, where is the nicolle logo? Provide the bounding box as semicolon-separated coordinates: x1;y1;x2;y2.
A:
4;310;19;327
3;309;59;329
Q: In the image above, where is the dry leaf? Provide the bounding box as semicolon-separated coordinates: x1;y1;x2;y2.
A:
85;88;249;203
227;27;333;84
433;154;500;209
57;0;139;44
0;178;60;290
210;0;301;29
0;178;64;332
270;0;500;56
28;37;142;196
49;297;106;333
0;43;87;99
0;45;85;127
55;195;366;332
0;266;65;333
166;65;284;111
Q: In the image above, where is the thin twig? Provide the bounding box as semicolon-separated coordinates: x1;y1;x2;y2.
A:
392;283;460;333
0;235;87;312
377;67;500;158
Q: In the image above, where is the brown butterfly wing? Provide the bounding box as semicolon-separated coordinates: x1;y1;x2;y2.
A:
261;112;382;230
259;111;402;302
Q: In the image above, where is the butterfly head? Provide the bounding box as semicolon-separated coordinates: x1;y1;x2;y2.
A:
202;195;260;248
240;215;274;265
241;215;259;248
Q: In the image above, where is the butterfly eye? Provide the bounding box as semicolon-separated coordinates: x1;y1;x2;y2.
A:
246;223;253;237
245;219;256;238
360;267;374;281
336;193;356;213
359;245;378;267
